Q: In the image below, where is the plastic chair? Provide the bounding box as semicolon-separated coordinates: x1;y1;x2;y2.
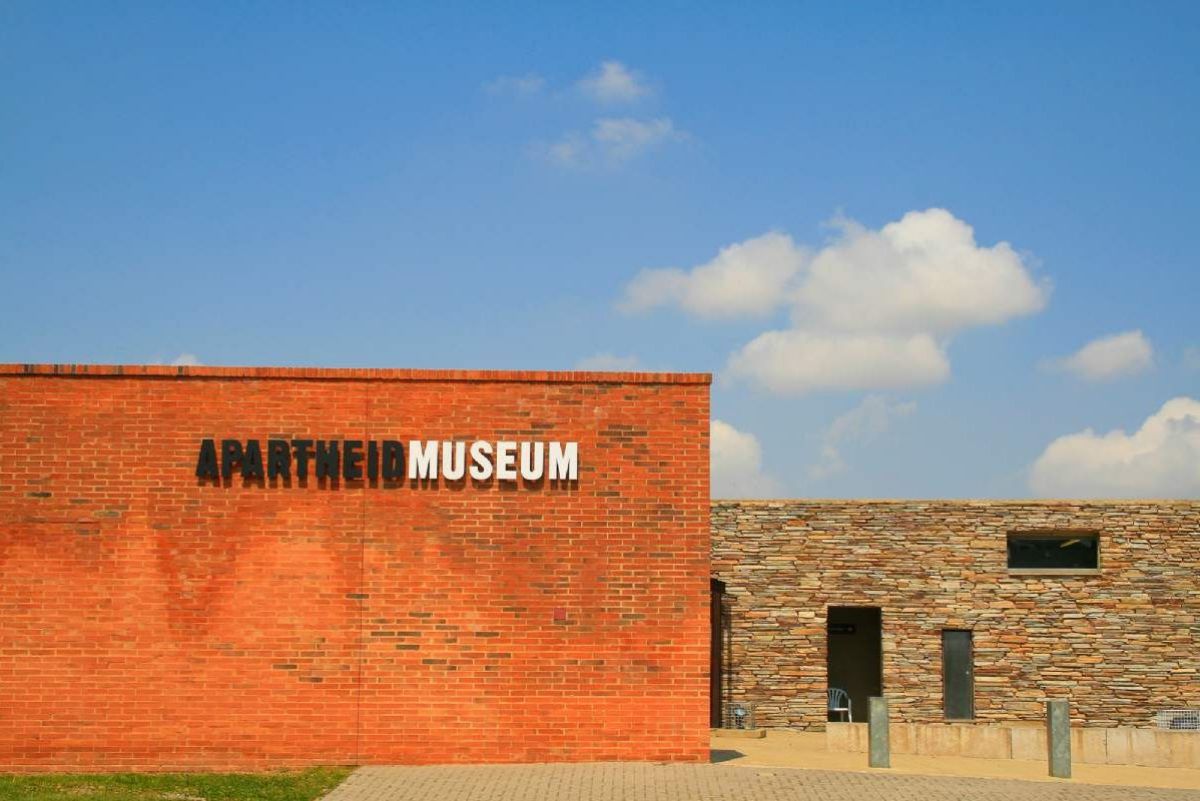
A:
828;688;852;722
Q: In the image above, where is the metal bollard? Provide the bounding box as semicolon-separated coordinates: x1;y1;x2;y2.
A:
868;696;890;768
1046;699;1071;778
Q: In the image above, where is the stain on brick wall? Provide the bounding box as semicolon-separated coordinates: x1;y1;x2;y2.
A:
712;500;1200;730
0;365;711;771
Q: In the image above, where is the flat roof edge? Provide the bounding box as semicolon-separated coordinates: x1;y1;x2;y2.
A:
712;498;1200;505
0;363;711;385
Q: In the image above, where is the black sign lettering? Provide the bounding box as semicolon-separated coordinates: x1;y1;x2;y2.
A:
343;440;363;481
382;440;403;480
315;440;339;480
267;439;291;479
221;439;243;479
242;439;265;480
291;440;314;480
196;438;218;479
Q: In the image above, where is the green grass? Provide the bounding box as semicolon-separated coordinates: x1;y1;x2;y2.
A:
0;767;352;801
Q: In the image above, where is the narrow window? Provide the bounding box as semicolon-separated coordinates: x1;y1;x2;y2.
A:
942;629;974;720
1007;532;1099;571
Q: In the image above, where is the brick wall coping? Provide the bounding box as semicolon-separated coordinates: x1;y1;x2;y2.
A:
0;363;711;385
713;498;1200;506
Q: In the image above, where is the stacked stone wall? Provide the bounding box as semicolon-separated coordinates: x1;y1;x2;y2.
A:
712;500;1200;730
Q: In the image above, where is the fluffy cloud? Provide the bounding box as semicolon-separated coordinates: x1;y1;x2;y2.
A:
544;117;678;168
793;210;1047;335
575;353;641;371
620;232;806;317
1047;330;1154;381
577;61;651;103
1030;398;1200;498
620;208;1048;394
727;331;949;395
485;73;545;97
810;395;917;479
711;420;780;498
169;353;202;366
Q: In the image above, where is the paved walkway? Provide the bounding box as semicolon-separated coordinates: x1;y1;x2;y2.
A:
712;729;1200;790
324;762;1200;801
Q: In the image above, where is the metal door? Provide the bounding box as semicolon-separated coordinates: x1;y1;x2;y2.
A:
942;629;974;719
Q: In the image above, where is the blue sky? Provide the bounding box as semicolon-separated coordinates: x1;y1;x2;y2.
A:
2;2;1198;499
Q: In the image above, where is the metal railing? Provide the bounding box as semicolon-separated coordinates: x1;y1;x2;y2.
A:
1156;709;1200;730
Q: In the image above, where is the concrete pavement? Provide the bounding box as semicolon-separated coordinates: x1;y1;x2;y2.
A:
323;761;1200;801
713;729;1200;791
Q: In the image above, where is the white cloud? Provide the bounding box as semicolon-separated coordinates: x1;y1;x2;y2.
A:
620;232;806;318
711;419;780;498
1047;330;1154;381
727;331;950;395
577;61;651;103
485;73;546;97
593;117;676;161
575;353;641;371
793;210;1048;335
810;395;917;479
543;117;679;168
170;353;201;366
1030;397;1200;498
620;208;1048;395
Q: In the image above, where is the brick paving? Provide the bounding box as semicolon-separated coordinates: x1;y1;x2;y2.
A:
323;762;1200;801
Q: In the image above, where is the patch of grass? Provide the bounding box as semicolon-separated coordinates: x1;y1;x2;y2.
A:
0;767;352;801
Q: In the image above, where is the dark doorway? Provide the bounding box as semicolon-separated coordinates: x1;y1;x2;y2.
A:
826;606;882;722
709;578;726;727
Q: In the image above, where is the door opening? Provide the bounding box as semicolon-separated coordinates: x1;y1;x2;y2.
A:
710;578;726;728
826;606;882;722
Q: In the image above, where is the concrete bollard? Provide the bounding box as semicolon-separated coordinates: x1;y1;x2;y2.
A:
868;696;890;768
1046;699;1071;778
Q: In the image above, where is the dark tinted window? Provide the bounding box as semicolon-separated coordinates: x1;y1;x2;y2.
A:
1007;533;1098;569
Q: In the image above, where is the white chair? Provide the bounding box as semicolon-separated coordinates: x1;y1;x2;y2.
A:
828;688;852;722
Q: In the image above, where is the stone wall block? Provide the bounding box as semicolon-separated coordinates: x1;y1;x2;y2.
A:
960;725;1012;759
1160;730;1200;768
826;723;865;753
1079;728;1108;764
1131;728;1164;767
915;725;962;756
889;723;916;754
1105;727;1132;764
1010;726;1048;761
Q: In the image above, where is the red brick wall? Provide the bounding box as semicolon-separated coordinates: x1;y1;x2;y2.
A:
0;365;711;771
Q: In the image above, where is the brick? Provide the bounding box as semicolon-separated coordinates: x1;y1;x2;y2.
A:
0;366;711;770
